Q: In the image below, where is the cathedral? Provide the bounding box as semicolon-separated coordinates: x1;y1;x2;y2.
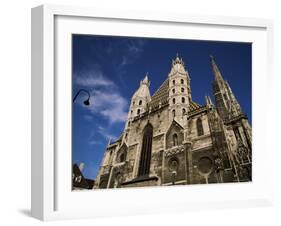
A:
94;55;252;189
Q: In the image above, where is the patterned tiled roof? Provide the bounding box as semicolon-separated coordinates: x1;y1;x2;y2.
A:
148;79;169;109
148;78;202;113
189;101;201;112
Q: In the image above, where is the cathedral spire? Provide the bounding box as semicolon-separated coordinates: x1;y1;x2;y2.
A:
210;55;224;82
211;56;243;120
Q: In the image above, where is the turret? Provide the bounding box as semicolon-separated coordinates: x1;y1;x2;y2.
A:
126;74;151;126
168;54;191;124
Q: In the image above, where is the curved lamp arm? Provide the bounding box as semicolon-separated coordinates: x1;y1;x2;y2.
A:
73;89;91;106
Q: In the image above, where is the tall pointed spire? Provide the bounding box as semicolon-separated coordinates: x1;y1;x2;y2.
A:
210;55;224;82
211;56;243;120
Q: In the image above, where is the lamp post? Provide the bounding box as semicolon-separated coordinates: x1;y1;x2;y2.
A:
73;89;91;106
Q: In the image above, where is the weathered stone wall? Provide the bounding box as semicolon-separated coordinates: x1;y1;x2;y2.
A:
163;148;186;184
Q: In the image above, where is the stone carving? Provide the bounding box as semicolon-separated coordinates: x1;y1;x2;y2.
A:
165;145;185;157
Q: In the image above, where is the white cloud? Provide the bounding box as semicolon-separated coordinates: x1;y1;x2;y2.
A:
88;140;102;145
89;90;128;123
83;114;94;121
117;39;146;69
76;74;114;87
97;126;117;141
75;67;115;88
128;39;145;55
74;63;129;124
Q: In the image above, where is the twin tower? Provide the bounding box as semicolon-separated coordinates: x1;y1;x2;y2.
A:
127;55;241;126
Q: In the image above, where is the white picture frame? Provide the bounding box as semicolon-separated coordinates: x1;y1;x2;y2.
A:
31;4;274;221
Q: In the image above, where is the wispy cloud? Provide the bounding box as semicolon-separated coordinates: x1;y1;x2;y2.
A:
121;56;128;66
89;90;128;123
87;130;103;145
83;114;94;121
97;126;117;141
128;39;145;55
75;68;129;124
88;140;102;145
87;126;117;145
75;68;115;88
118;39;146;68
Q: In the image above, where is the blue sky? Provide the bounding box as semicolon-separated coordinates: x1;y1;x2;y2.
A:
72;35;252;180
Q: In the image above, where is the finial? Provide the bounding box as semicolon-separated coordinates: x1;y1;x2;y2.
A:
172;53;185;66
205;95;213;106
140;73;150;87
143;72;149;82
107;137;112;146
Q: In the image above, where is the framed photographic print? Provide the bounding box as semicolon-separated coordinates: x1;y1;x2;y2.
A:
31;4;274;221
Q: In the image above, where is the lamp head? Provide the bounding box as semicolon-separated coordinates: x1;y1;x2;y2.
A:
83;99;90;106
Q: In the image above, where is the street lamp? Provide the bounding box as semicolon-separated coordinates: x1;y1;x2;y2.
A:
73;89;91;106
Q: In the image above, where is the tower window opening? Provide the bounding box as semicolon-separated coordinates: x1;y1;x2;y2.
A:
137;109;141;115
172;109;176;118
182;97;185;103
182;108;186;115
181;79;184;84
173;98;176;104
139;100;142;105
172;88;175;94
172;80;175;85
181;88;184;93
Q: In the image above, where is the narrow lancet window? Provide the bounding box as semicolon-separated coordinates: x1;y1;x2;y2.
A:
138;124;153;176
197;118;204;136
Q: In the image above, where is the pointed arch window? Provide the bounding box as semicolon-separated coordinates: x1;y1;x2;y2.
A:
172;88;175;94
182;97;185;103
181;79;184;84
172;80;175;85
172;98;176;104
196;118;204;136
181;87;184;93
138;123;153;176
173;133;178;146
117;147;127;163
139;100;142;105
119;153;126;162
172;109;176;118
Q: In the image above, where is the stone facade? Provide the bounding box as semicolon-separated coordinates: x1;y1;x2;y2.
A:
94;55;252;189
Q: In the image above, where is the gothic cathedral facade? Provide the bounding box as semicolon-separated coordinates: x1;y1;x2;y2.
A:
94;55;252;189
